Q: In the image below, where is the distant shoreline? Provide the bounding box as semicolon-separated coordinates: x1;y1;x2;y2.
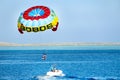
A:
0;42;120;46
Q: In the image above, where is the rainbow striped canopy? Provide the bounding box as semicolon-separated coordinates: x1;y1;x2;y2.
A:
18;6;59;34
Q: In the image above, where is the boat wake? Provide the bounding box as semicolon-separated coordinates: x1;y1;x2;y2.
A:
32;75;120;80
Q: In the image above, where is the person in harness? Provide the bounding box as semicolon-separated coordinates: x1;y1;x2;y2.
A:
42;53;47;60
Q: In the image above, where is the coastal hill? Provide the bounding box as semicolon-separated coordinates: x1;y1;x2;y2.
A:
0;42;120;46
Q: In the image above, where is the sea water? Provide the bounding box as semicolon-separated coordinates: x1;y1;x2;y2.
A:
0;46;120;80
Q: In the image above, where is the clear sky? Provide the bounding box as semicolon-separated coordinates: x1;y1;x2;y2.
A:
0;0;120;44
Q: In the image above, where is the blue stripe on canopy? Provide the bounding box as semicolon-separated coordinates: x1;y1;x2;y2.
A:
28;9;45;17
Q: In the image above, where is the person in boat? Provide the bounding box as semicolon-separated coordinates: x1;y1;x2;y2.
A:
42;53;47;60
50;64;57;72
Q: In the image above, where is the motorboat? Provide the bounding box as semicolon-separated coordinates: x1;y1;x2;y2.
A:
46;70;65;77
35;69;65;80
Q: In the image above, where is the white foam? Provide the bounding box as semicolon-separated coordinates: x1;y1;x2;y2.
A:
36;75;57;80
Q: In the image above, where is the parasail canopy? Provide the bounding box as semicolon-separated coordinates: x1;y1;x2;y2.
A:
17;6;59;34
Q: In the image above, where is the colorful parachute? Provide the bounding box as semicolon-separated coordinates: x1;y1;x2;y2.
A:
17;6;59;34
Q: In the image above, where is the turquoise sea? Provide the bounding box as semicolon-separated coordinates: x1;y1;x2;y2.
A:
0;46;120;80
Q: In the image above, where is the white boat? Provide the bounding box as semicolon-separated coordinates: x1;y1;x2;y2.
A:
46;70;65;77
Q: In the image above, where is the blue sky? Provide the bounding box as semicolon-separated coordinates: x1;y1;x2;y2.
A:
0;0;120;44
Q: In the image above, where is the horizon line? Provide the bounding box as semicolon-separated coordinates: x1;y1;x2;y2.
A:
0;42;120;46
